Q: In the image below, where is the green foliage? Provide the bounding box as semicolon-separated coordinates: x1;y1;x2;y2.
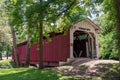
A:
1;0;88;68
99;29;118;60
0;59;16;69
0;1;12;54
79;0;103;18
98;0;119;60
2;0;87;44
0;27;12;54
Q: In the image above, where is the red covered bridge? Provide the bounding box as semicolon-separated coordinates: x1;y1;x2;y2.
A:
12;18;101;66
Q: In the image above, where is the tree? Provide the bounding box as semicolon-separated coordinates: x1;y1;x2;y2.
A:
0;27;12;60
25;29;31;67
28;0;88;69
4;0;87;69
0;0;22;67
10;26;20;67
0;1;12;60
114;0;120;63
80;0;120;62
97;0;120;62
93;0;120;62
3;0;108;68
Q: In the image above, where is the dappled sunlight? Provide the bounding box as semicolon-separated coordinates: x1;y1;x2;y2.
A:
0;60;120;80
56;60;120;79
0;68;29;76
94;63;120;80
0;68;62;80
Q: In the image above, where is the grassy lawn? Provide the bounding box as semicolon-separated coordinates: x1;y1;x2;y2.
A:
0;59;120;80
0;68;81;80
0;59;78;80
0;68;61;80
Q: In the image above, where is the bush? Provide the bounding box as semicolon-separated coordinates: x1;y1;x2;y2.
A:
0;59;16;69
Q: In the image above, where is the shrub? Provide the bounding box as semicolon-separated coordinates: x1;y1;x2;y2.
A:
0;59;16;69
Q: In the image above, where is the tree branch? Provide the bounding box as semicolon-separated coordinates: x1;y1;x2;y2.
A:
56;0;76;17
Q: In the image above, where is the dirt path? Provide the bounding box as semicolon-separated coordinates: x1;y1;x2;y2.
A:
57;59;119;79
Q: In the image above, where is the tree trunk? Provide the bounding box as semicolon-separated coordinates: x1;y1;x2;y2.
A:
38;0;44;69
6;45;9;59
38;16;43;69
10;26;20;67
114;0;120;63
6;51;8;59
25;36;31;67
0;53;2;60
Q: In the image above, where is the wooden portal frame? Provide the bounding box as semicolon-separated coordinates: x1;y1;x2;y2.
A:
70;18;100;59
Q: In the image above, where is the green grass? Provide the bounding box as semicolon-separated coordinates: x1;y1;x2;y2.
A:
0;68;61;80
0;68;79;80
97;64;120;80
0;59;120;80
0;59;77;80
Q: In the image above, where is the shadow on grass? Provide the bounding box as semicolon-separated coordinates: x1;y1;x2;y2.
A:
59;63;120;80
76;65;89;75
94;63;120;80
0;68;61;80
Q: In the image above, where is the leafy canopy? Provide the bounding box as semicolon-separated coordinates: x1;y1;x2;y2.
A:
3;0;87;44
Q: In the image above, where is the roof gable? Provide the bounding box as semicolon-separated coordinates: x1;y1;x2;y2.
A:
70;18;101;33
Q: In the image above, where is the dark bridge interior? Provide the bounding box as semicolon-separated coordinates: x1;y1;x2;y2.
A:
73;30;88;58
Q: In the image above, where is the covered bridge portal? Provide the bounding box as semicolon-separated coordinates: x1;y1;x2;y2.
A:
12;18;101;66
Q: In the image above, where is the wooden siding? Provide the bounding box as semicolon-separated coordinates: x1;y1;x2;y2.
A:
12;32;70;66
